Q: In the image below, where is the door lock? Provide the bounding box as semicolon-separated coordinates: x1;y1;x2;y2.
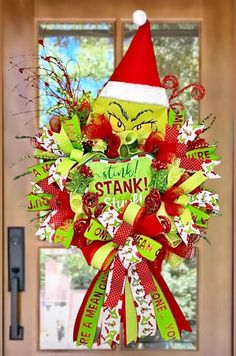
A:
8;227;25;340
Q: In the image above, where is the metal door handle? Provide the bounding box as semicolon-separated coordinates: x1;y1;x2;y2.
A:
10;277;23;340
8;227;24;340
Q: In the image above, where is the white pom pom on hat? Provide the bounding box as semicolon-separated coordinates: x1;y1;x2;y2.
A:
132;10;147;27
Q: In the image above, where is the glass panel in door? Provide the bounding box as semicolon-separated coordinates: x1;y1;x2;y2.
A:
37;22;114;350
122;22;200;351
38;22;114;126
123;22;200;118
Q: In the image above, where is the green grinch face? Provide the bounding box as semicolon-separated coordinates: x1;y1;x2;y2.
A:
92;97;168;135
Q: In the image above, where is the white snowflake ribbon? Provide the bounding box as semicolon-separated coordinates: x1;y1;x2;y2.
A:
178;117;204;144
36;210;57;242
99;260;123;345
128;266;156;338
99;236;156;345
189;190;220;214
31;181;44;194
48;158;66;190
201;160;221;179
36;126;64;156
98;207;122;236
174;216;201;245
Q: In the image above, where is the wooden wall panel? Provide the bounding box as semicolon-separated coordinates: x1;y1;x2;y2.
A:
201;1;233;355
0;0;3;354
35;0;204;19
3;1;36;355
234;0;236;354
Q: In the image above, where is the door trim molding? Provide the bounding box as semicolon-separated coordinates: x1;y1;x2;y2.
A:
0;0;3;353
233;0;236;354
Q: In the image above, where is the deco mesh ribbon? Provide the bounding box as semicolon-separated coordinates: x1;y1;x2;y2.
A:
16;13;221;349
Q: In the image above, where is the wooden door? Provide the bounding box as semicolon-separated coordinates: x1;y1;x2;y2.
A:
2;0;233;355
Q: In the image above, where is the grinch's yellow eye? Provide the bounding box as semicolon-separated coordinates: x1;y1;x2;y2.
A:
133;122;152;132
109;114;125;132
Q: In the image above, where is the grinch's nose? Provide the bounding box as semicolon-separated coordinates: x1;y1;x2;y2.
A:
117;130;138;146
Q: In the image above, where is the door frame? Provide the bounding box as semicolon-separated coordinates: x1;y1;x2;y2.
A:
233;0;236;354
1;0;235;355
1;0;3;354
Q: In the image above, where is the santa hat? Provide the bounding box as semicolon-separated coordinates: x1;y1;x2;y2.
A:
99;10;169;108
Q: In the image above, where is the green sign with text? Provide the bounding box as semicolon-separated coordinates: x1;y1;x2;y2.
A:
87;154;153;210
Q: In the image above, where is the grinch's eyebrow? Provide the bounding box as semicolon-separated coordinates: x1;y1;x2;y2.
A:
108;101;129;121
131;109;154;122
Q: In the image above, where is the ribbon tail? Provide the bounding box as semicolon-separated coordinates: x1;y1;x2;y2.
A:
99;260;125;346
104;257;126;308
73;270;108;348
128;267;157;339
152;269;192;339
136;260;156;295
155;272;192;333
123;279;138;346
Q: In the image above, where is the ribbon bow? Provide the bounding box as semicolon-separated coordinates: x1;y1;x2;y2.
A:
73;200;192;348
34;114;101;189
99;204;157;303
100;238;157;344
162;170;209;245
51;126;94;189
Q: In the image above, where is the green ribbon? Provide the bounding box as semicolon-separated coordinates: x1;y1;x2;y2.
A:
34;116;102;184
70;193;83;218
177;194;209;226
165;253;183;268
175;195;191;225
124;279;138;344
28;161;54;183
33;149;58;160
135;234;162;261
186;146;221;161
76;271;108;348
54;219;74;248
168;108;186;129
92;139;107;153
52;125;84;178
27;193;52;211
167;165;184;189
56;157;77;177
61;114;82;149
174;172;209;227
151;277;180;341
85;219;112;241
53;123;101;179
188;205;209;227
118;131;139;157
90;242;117;270
117;130;137;146
53;126;74;154
166;232;182;247
179;171;207;194
55;150;94;178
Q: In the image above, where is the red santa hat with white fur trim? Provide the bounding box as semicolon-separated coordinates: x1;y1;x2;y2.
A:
99;10;169;108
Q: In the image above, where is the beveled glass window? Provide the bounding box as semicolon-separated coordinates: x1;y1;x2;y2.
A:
124;23;200;119
123;22;199;351
38;23;114;126
40;248;110;350
38;21;115;350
